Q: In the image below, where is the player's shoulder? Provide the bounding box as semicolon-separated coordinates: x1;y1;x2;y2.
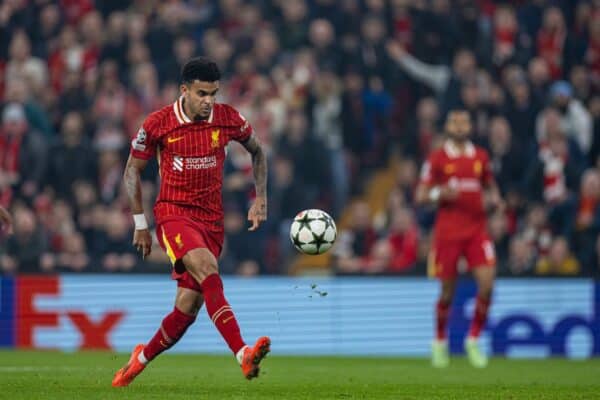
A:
143;102;178;134
212;103;247;126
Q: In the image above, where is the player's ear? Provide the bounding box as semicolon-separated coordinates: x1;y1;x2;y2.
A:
180;83;188;96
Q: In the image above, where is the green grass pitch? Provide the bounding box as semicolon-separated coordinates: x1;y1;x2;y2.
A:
1;351;599;399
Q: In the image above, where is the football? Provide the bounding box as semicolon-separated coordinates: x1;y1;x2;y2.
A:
290;209;337;255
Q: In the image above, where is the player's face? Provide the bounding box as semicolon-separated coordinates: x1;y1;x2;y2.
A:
181;80;219;120
445;111;472;141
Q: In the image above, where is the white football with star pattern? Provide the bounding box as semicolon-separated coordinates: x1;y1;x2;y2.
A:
290;209;337;255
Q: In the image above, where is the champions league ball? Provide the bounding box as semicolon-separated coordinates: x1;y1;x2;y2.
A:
290;209;337;255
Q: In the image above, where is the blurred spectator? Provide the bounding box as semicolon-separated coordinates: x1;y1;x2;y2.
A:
572;169;600;270
536;6;582;81
221;208;263;275
402;97;440;162
585;13;600;84
277;110;327;201
0;103;48;203
528;57;552;103
308;69;347;217
46;112;97;198
383;207;418;273
504;74;541;149
535;236;580;276
521;204;553;259
97;210;136;272
1;206;48;273
536;81;592;155
507;235;536;276
5;31;48;97
333;201;378;275
526;109;582;235
486;116;527;195
387;41;477;113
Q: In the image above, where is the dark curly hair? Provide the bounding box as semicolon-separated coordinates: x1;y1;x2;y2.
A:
181;57;221;84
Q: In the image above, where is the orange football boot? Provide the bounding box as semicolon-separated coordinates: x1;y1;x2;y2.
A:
241;336;271;380
112;344;146;387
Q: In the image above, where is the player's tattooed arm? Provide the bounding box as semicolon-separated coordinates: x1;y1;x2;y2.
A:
123;155;148;214
123;155;152;257
241;134;267;231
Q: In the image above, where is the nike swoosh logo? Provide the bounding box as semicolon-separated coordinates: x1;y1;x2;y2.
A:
167;136;184;144
222;315;234;324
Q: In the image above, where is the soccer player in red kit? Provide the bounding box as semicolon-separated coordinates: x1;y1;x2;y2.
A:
415;110;503;368
112;57;270;386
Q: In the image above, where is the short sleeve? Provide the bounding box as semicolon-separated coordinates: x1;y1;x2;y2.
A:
130;119;157;160
229;110;254;143
419;154;440;186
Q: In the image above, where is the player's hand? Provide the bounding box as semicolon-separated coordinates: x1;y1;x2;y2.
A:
440;185;459;201
248;196;267;231
0;206;12;235
133;229;152;259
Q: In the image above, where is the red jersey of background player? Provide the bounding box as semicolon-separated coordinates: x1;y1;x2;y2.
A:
130;96;252;230
419;140;494;240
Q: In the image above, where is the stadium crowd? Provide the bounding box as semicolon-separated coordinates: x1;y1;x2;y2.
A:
0;0;598;277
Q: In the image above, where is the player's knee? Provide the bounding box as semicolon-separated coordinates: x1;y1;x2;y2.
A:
176;289;204;316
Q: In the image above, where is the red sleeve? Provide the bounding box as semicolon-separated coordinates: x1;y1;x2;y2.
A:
481;150;495;186
419;153;440;186
229;110;254;143
130;117;158;160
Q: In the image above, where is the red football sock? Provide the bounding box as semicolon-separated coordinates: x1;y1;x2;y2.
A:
436;299;451;341
201;273;246;354
468;295;491;339
143;307;196;362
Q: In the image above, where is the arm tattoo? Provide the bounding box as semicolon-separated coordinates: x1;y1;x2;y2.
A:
242;135;267;198
123;159;144;214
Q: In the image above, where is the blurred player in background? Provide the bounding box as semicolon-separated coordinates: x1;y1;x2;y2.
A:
112;57;270;387
416;110;503;368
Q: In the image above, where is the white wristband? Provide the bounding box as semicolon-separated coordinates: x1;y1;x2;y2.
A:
133;214;148;230
429;187;441;202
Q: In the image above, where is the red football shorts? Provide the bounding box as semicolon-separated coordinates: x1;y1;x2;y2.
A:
156;216;224;292
428;230;496;280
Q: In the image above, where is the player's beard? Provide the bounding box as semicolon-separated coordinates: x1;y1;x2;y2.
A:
447;132;470;143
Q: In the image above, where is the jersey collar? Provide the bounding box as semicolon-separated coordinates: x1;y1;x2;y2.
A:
173;97;214;124
443;139;475;158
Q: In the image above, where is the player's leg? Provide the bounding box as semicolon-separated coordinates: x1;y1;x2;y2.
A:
140;287;202;363
183;248;270;379
464;234;496;368
112;287;202;387
429;239;461;368
432;278;456;368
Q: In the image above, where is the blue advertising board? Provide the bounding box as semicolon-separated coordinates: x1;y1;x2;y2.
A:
0;276;597;358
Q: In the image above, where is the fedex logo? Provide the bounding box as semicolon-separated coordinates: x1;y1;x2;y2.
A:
0;277;124;350
449;281;600;357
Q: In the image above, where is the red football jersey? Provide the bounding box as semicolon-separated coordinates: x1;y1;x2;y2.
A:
130;97;253;230
419;141;494;240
